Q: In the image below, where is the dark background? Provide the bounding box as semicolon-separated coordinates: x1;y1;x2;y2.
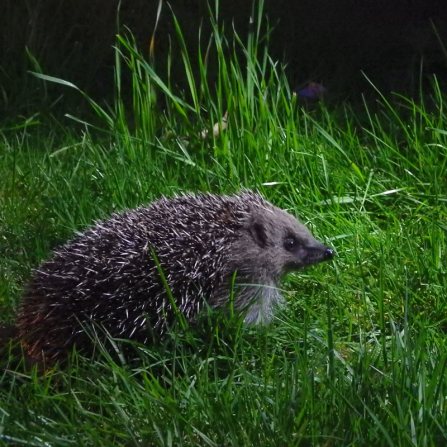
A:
2;0;447;121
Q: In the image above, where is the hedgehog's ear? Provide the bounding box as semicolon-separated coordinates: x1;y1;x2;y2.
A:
249;219;268;248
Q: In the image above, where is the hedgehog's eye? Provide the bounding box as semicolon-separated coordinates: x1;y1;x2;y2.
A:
284;236;299;251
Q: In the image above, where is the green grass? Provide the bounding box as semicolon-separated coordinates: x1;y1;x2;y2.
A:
1;1;447;445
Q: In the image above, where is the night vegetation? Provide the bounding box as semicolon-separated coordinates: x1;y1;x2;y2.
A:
1;1;446;445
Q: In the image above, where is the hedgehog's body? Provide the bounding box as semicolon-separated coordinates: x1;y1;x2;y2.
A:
18;191;333;363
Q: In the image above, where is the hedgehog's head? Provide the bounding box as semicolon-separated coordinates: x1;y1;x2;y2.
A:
234;198;334;285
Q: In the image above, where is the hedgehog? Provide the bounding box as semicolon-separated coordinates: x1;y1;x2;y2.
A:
17;191;334;364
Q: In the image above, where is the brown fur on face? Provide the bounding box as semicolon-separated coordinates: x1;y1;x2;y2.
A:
213;194;333;323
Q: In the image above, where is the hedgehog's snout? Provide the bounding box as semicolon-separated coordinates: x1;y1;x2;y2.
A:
323;246;335;260
301;244;334;266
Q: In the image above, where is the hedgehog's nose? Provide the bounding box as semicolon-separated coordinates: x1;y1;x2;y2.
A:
324;247;335;260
